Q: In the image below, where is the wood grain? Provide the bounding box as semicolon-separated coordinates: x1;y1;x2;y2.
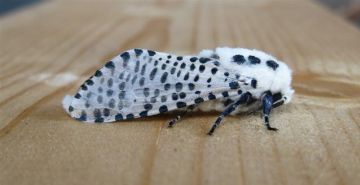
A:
0;0;359;185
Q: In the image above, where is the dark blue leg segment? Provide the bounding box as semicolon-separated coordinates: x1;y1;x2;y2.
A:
207;92;252;135
272;99;284;108
263;91;278;131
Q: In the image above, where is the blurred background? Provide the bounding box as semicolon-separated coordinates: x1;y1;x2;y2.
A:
1;0;359;26
318;0;360;26
0;0;360;24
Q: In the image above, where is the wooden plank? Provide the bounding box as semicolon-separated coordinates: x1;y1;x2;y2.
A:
0;0;359;185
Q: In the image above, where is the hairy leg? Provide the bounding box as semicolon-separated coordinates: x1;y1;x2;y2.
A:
208;92;252;135
262;91;278;131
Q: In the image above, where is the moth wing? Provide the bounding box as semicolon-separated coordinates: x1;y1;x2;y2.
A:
63;49;254;122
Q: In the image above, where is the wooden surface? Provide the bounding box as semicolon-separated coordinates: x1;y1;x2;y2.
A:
1;0;360;185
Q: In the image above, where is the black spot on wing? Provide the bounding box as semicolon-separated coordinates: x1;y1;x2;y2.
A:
229;82;240;89
172;93;179;100
176;102;187;108
180;63;186;69
106;90;114;97
222;91;229;97
176;70;181;77
126;114;134;119
183;72;189;80
194;97;204;104
74;93;81;99
131;75;137;84
93;109;102;121
115;114;123;121
97;95;103;104
103;108;110;117
81;84;88;91
105;61;115;69
154;89;160;97
94;70;102;77
144;104;153;110
140;64;147;75
179;92;186;99
170;67;176;74
175;82;183;92
190;63;196;71
134;49;143;56
85;79;94;86
161;95;167;102
208;93;216;100
199;65;205;72
161;63;167;70
148;50;156;56
164;83;171;90
199;57;211;63
193;75;199;82
108;99;115;108
143;88;150;97
118;91;126;99
211;68;218;75
134;60;140;72
190;57;198;62
107;78;113;88
120;52;130;62
149;68;158;80
139;111;148;117
188;83;195;90
150;97;157;103
139;77;145;86
159;105;168;113
160;72;168;83
154;60;159;66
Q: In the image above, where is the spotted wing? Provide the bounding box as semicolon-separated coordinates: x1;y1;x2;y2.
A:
62;49;255;123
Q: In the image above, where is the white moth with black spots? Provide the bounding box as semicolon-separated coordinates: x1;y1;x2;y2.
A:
63;47;294;135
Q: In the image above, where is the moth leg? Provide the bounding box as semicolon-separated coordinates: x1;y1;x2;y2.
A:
272;99;285;108
208;92;251;135
168;105;196;128
262;91;278;131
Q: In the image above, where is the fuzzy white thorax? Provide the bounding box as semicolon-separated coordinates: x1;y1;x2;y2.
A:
199;47;294;103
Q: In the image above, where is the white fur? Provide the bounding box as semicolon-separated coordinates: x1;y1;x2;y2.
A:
197;47;294;114
199;47;294;102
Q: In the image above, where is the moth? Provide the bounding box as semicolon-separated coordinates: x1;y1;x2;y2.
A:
63;47;294;135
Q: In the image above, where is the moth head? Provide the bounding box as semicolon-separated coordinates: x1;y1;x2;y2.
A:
271;92;289;108
270;77;294;108
268;59;295;106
